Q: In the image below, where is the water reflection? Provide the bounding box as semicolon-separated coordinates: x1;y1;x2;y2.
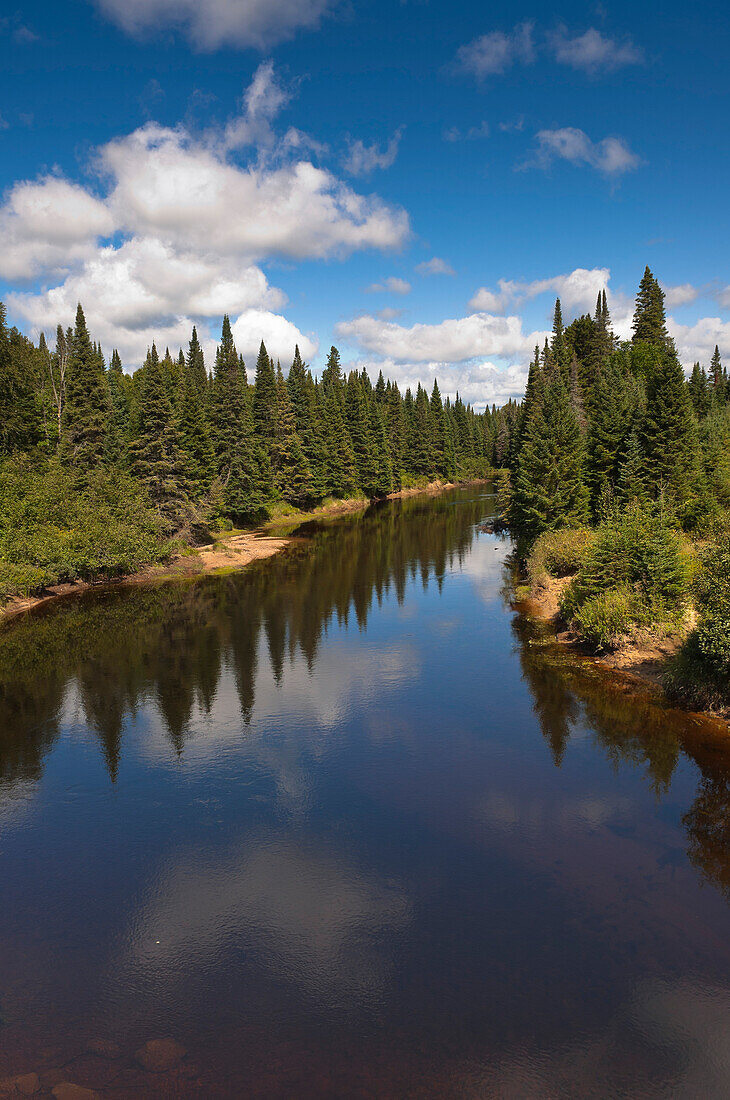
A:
1;487;730;1096
513;600;730;899
0;491;481;788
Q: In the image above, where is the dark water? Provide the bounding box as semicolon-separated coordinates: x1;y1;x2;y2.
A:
2;486;730;1098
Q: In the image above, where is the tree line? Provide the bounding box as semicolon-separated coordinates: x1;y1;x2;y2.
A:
0;302;493;530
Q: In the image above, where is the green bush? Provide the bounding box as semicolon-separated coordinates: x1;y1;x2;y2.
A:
527;527;595;589
571;586;649;649
560;502;691;648
666;528;730;708
0;457;170;601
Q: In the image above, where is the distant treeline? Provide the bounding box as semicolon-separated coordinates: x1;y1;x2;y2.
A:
0;303;494;526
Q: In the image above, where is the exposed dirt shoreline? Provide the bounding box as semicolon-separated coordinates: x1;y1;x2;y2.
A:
0;479;484;625
518;574;728;724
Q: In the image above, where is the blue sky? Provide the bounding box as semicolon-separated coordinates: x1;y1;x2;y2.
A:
1;0;728;406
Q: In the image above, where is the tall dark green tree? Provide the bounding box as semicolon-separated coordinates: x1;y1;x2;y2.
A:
632;267;670;348
511;373;589;538
252;341;278;445
177;365;215;494
128;348;187;523
640;348;698;508
0;301;42;455
272;363;312;505
186;326;208;394
63;303;110;468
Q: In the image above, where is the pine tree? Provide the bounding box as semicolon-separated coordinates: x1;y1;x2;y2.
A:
511;373;589;538
551;298;571;379
0;301;43;454
346;370;378;495
177;365;215;494
272;363;312;505
640;348;698;508
63;303;109;469
632;266;671;348
186;326;208;394
128;348;188;523
252;341;278;444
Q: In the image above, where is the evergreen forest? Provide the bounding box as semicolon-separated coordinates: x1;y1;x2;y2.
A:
0;265;728;711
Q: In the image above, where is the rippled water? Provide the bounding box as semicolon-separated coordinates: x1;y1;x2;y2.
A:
1;486;730;1097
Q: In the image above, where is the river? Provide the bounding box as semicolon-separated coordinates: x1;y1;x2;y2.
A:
1;485;730;1097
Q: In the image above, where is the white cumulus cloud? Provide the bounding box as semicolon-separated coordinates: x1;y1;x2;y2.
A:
469;267;612;317
416;257;455;277
342;129;403;176
0;63;408;368
366;276;411;295
455;23;535;79
91;0;336;50
336;311;544;364
531;127;641;175
549;27;643;73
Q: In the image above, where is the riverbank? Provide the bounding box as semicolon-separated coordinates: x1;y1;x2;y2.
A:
0;479;484;625
517;574;728;722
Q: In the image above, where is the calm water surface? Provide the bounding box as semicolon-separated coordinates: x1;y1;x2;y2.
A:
2;486;730;1097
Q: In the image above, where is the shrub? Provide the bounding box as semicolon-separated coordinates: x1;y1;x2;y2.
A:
666;527;730;708
0;457;170;601
527;527;594;590
571;586;648;649
560;501;691;648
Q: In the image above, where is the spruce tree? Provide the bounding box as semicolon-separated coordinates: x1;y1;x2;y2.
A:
321;345;345;404
252;341;278;444
640;348;699;508
128;348;188;524
186;326;208;394
689;362;710;418
710;345;723;392
177;365;215;494
287;346;327;499
587;359;640;506
272;363;312;505
632;266;670;347
346;370;378;495
106;348;130;463
0;300;43;454
551;298;571;379
63;303;109;469
511;373;589;539
368;392;393;497
429;380;447;476
323;384;358;496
